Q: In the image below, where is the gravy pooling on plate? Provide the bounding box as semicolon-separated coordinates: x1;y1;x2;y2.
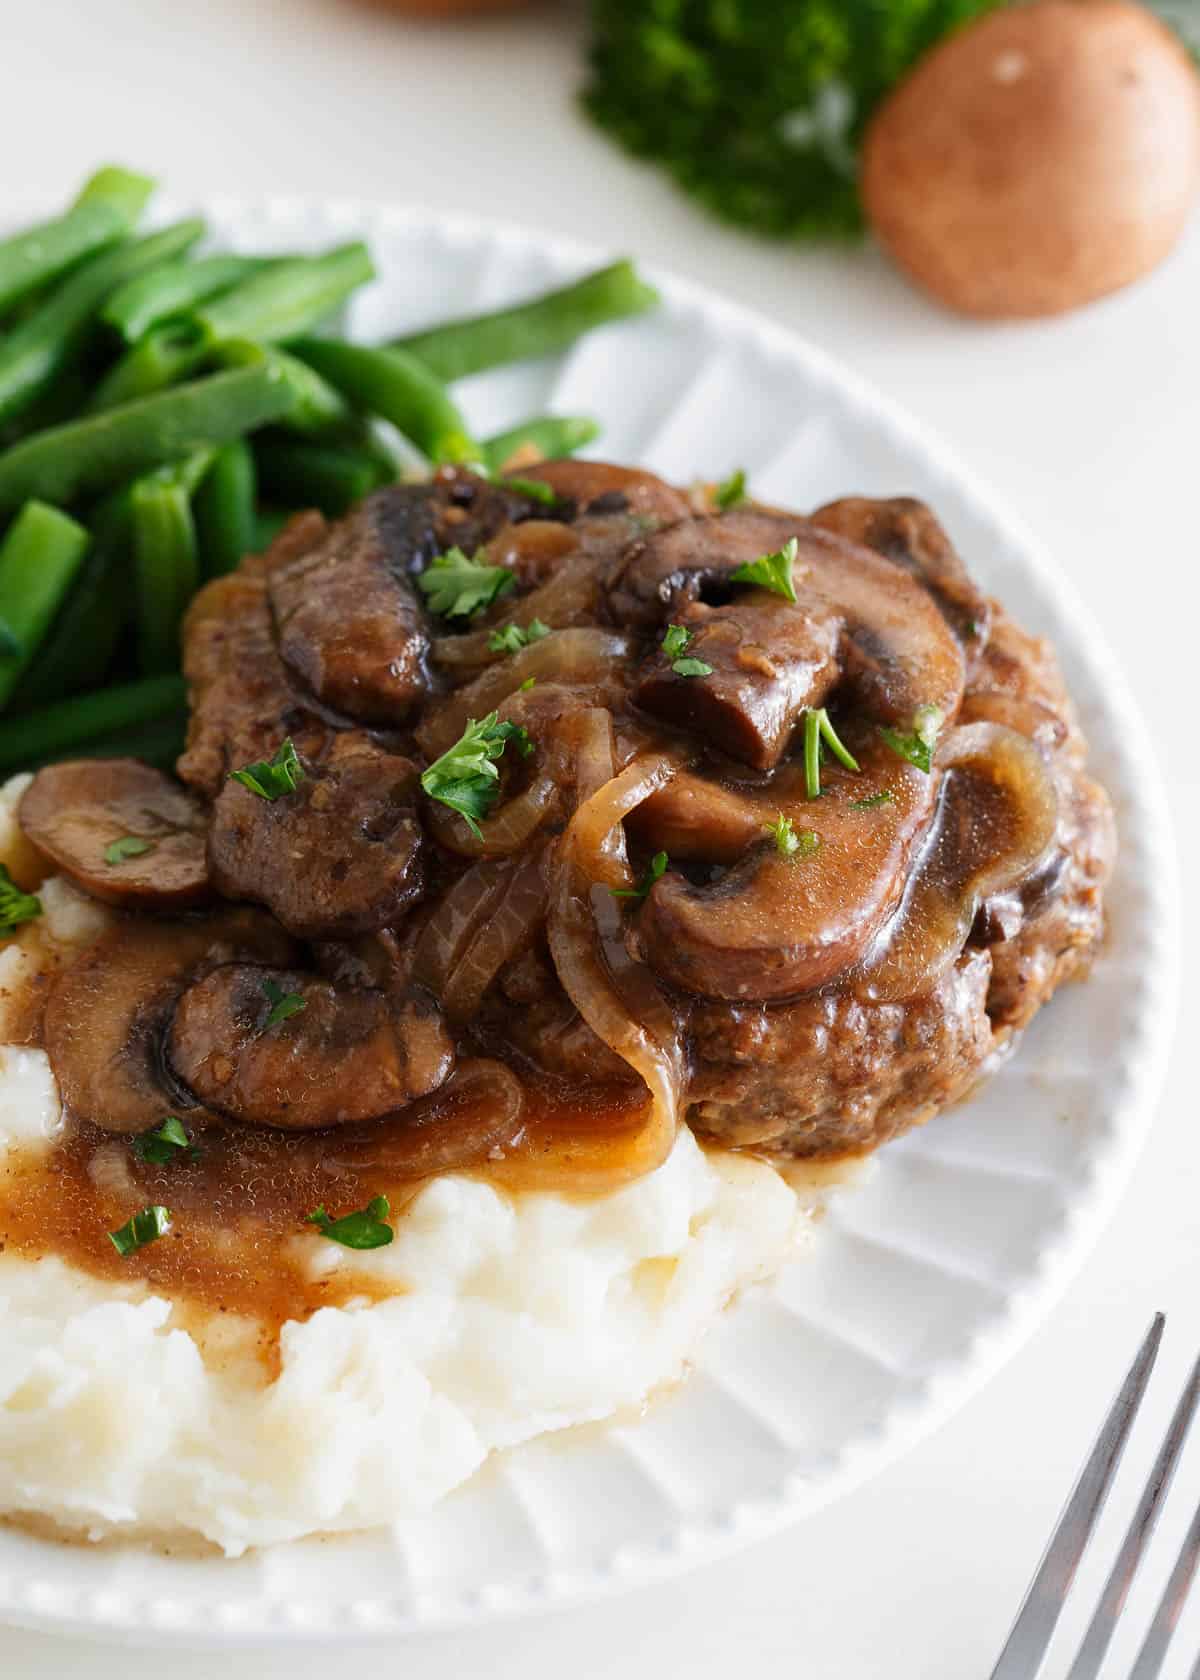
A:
1;461;1114;1310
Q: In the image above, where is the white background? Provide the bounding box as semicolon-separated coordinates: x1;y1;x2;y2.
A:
3;1;1199;1674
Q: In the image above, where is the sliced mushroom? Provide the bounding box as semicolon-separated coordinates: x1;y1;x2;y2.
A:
168;967;453;1131
637;735;938;1001
19;759;210;910
855;722;1059;1001
508;459;692;528
208;732;426;939
44;908;298;1134
610;511;964;769
811;496;991;653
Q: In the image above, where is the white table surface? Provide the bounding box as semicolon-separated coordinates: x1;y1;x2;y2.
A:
4;1;1199;1674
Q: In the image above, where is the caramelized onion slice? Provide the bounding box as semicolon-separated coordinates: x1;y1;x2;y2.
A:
856;721;1059;1002
437;856;548;1023
432;554;599;669
327;1058;525;1179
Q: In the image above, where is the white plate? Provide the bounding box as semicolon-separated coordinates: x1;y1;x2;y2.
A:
0;197;1177;1644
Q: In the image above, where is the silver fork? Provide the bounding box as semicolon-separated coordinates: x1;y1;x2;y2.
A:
990;1315;1200;1680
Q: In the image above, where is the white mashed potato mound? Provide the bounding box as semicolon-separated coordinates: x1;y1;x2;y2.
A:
0;769;805;1552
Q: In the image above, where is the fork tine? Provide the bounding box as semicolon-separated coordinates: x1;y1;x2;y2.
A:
989;1314;1166;1680
1066;1349;1200;1680
1127;1490;1200;1680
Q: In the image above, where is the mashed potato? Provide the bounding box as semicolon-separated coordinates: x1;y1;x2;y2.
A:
0;767;806;1554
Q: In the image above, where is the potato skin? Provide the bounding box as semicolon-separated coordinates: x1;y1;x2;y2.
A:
862;0;1200;318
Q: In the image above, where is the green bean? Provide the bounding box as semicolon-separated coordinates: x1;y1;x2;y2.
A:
102;254;270;343
72;166;155;222
481;415;601;473
0;352;295;516
289;337;479;465
194;440;256;577
0;205;128;322
393;260;658;383
255;436;385;518
0;674;185;772
93;242;375;410
59;711;189;771
254;507;291;554
12;497;130;709
131;453;213;674
214;340;351;436
0;503;90;709
0;218;205;426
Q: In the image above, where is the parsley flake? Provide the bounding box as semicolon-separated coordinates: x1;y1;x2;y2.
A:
803;707;860;799
662;623;692;659
109;1204;171;1257
132;1116;193;1166
879;704;943;774
306;1194;394;1250
519;676;537;692
417;546;516;619
715;468;747;510
104;835;156;866
420;711;533;838
0;864;41;936
850;790;893;810
764;814;820;858
488;618;550;655
230;738;305;801
262;978;307;1030
730;535;798;603
612;850;668;901
672;656;713;677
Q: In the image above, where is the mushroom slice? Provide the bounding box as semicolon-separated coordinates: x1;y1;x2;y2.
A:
208;732;426;940
43;908;298;1134
611;512;965;767
508;459;692;527
637;736;938;1001
855;721;1059;1002
20;758;210;910
811;496;991;653
168;968;453;1131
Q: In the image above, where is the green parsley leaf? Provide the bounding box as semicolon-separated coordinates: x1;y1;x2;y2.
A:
420;711;533;838
306;1194;394;1250
0;864;41;936
109;1204;171;1257
729;535;798;603
764;814;820;858
850;790;893;810
230;738;305;801
505;477;558;508
803;707;860;799
416;546;516;619
262;977;307;1030
715;468;747;510
132;1116;193;1166
672;657;713;678
612;850;668;900
519;676;537;692
662;623;692;658
104;835;156;866
879;704;943;774
488;618;551;655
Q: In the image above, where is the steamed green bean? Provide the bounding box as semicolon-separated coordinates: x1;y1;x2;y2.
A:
131;453;213;673
0;675;186;772
0;503;90;709
12;500;130;709
194;439;256;577
290;337;479;465
255;436;385;518
482;415;601;472
102;254;270;343
73;166;156;222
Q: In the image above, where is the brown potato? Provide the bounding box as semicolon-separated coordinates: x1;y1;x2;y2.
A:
862;0;1200;318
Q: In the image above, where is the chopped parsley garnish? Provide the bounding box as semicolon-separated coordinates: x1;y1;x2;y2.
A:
262;977;307;1030
109;1204;171;1257
0;864;41;935
306;1194;394;1250
505;476;558;507
230;737;305;801
662;623;692;659
714;468;747;510
612;850;668;901
879;704;943;774
803;707;860;799
420;711;533;838
519;676;537;692
850;790;893;810
764;814;820;857
416;546;516;619
730;535;798;603
488;618;550;655
132;1116;192;1166
104;835;155;866
672;657;713;677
